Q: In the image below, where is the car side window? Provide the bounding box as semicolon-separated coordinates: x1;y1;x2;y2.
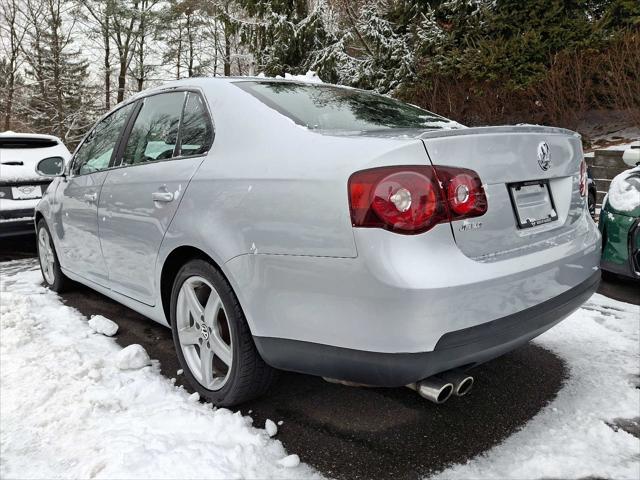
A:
121;92;184;166
179;92;213;157
72;103;135;176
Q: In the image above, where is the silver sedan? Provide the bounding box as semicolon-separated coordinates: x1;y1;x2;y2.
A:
34;78;601;406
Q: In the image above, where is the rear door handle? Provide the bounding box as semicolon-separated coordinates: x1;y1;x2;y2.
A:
152;191;174;203
84;192;98;203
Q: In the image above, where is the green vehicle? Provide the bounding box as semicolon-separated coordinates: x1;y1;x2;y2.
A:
599;166;640;281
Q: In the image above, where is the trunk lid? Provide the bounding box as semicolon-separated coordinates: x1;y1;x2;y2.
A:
421;126;585;260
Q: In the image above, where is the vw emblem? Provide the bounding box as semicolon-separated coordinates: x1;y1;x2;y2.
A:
537;142;551;171
200;324;209;340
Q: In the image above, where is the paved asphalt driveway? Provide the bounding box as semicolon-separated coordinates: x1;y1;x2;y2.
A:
1;235;637;479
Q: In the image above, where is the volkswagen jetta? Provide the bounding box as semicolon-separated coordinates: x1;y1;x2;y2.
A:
34;78;601;406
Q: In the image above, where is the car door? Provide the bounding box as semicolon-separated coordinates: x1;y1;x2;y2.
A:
99;90;214;305
55;103;136;285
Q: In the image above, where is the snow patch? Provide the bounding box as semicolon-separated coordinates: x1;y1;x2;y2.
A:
265;418;278;437
0;261;318;479
115;344;151;370
283;71;323;84
607;166;640;212
278;454;301;468
257;70;324;84
88;315;118;336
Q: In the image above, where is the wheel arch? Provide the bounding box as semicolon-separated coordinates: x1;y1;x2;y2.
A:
34;210;45;226
160;245;233;325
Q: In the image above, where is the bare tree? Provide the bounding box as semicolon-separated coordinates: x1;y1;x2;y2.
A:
0;0;28;130
84;0;141;103
131;0;161;91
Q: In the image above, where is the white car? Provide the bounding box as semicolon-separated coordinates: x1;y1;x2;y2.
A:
0;132;71;237
622;141;640;167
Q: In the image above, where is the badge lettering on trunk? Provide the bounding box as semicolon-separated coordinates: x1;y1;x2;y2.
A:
537;142;551;171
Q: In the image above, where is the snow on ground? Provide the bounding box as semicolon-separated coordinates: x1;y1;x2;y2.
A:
432;293;640;480
604;140;640;151
0;260;321;480
589;126;640;150
1;258;639;479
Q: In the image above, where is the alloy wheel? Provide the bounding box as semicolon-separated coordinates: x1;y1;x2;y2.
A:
38;227;56;285
176;276;233;391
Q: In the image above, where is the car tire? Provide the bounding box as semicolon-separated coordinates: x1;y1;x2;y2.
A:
36;219;71;293
170;259;277;406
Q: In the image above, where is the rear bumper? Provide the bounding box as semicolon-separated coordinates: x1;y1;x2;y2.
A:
254;271;600;386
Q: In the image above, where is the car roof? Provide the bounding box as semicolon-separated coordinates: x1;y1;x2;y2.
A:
132;76;335;95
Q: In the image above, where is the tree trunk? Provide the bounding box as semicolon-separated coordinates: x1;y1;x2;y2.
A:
104;15;111;110
187;14;194;77
50;3;65;140
137;0;146;91
224;27;231;76
118;57;126;103
4;74;14;131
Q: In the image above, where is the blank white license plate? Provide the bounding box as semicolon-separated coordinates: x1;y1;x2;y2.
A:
11;185;42;200
508;180;558;229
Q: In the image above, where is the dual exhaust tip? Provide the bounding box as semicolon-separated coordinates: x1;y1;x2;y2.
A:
323;369;474;405
408;370;474;404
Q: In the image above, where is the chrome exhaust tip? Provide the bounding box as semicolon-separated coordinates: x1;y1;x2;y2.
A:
439;370;474;397
408;377;454;404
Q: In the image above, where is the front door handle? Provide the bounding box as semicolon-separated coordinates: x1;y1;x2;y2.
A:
84;192;98;203
152;191;174;203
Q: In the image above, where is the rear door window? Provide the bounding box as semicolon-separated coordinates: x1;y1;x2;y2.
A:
72;103;136;176
121;92;184;166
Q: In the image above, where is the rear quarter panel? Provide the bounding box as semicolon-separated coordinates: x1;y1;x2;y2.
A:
160;80;430;263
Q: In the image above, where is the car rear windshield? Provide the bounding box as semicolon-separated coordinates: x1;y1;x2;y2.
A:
235;81;460;132
0;138;58;149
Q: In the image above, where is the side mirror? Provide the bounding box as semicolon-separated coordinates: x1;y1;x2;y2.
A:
36;156;65;176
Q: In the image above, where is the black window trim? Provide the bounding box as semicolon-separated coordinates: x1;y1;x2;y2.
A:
110;87;215;171
68;86;215;177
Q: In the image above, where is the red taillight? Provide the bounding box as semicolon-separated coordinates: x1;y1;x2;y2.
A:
348;165;487;234
436;166;488;218
579;159;587;197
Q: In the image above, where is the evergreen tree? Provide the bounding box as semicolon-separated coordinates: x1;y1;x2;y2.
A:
315;0;421;93
0;57;26;131
23;0;96;143
235;0;335;77
160;0;210;79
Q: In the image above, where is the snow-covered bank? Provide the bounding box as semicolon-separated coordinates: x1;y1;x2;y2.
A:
0;261;320;479
432;293;640;480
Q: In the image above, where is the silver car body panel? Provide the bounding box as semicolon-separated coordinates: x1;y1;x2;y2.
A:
99;156;205;305
37;77;600;368
55;171;110;287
